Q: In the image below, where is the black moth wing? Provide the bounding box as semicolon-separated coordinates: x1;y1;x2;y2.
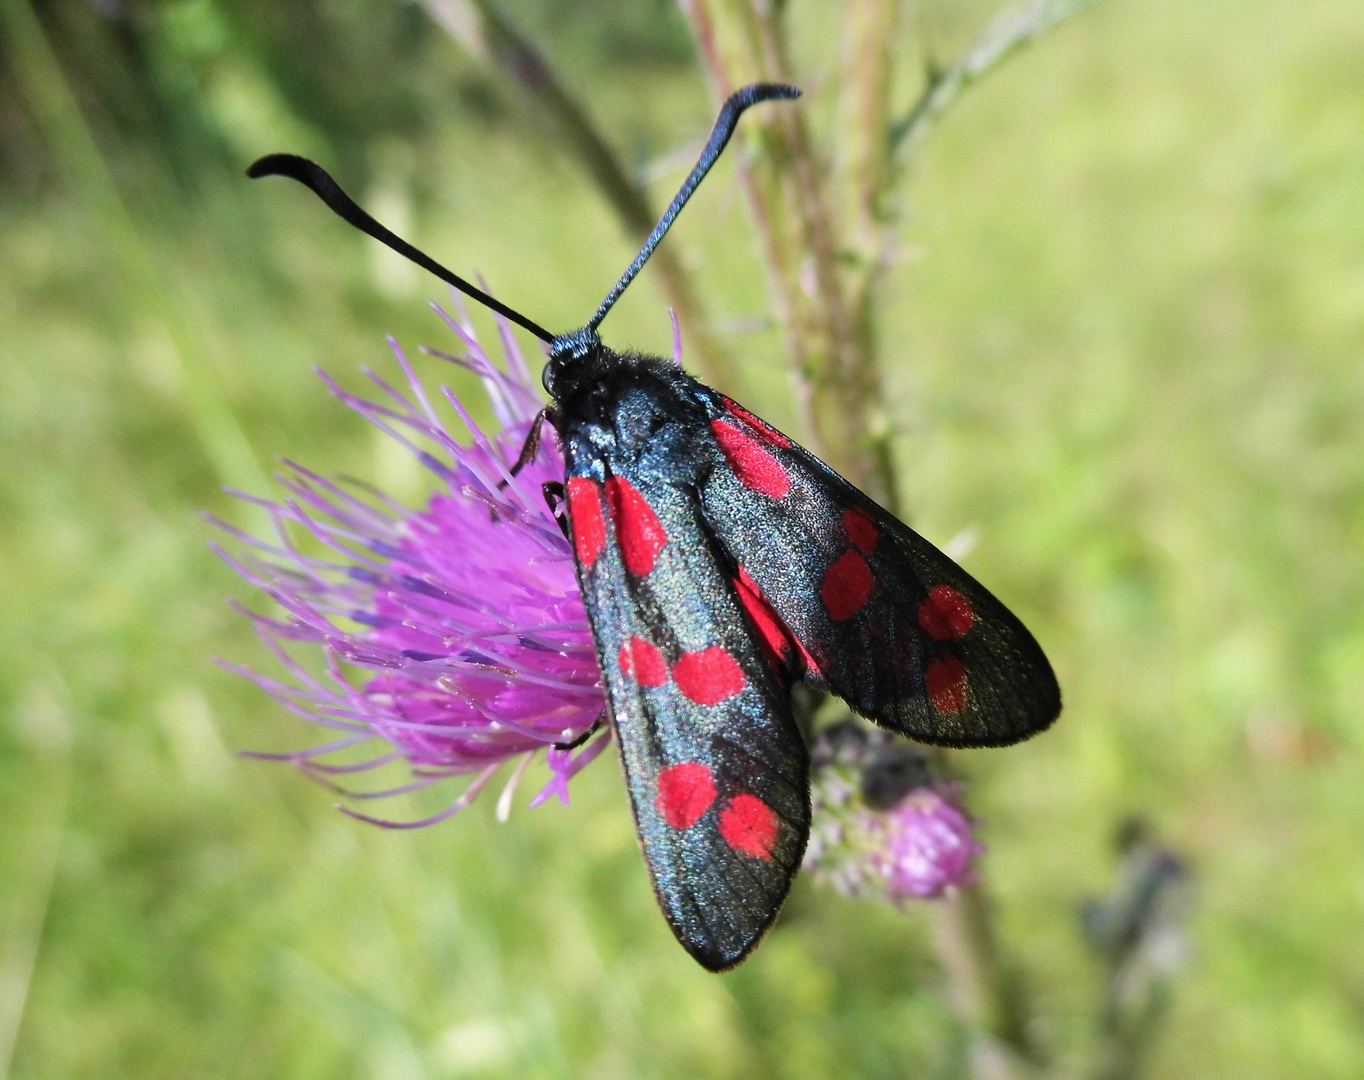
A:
558;363;810;971
696;390;1061;747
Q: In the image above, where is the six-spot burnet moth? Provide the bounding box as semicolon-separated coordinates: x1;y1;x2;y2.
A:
247;83;1060;971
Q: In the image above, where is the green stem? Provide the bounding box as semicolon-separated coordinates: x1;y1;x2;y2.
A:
936;885;1038;1079
679;0;819;445
679;0;887;499
1090;970;1173;1080
840;0;903;514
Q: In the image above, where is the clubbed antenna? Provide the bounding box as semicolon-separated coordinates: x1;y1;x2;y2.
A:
586;83;800;332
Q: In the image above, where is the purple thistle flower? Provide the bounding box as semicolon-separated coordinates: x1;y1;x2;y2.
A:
868;787;984;900
212;305;609;826
804;721;984;902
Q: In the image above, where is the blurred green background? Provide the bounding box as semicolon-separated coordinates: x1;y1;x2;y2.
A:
2;0;1362;1076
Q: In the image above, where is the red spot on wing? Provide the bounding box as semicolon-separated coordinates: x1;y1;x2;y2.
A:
619;635;668;686
734;566;793;672
842;507;880;555
711;420;791;499
918;586;975;640
821;550;873;621
723;399;791;448
604;476;667;576
925;657;969;714
656;763;717;829
718;794;779;860
566;477;605;567
673;647;747;705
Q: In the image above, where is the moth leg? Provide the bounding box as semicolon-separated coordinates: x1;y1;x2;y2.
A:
490;409;560;524
502;405;559;483
553;710;605;752
542;480;569;540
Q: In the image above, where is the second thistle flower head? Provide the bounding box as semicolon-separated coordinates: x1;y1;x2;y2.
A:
214;307;609;825
805;722;984;902
868;788;984;900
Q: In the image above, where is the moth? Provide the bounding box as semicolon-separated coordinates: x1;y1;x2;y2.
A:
249;83;1060;971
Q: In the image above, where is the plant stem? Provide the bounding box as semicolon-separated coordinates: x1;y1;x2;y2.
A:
840;0;903;515
679;0;892;504
1090;979;1172;1080
936;885;1037;1079
679;0;819;448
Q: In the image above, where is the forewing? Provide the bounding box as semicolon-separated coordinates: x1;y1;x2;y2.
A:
563;436;809;971
698;395;1060;747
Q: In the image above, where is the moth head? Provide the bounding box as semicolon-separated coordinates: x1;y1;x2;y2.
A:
543;327;604;396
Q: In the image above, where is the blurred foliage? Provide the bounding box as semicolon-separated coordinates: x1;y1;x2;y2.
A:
2;0;1363;1078
2;0;694;201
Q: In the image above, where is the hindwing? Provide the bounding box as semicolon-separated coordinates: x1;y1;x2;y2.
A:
697;392;1061;747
